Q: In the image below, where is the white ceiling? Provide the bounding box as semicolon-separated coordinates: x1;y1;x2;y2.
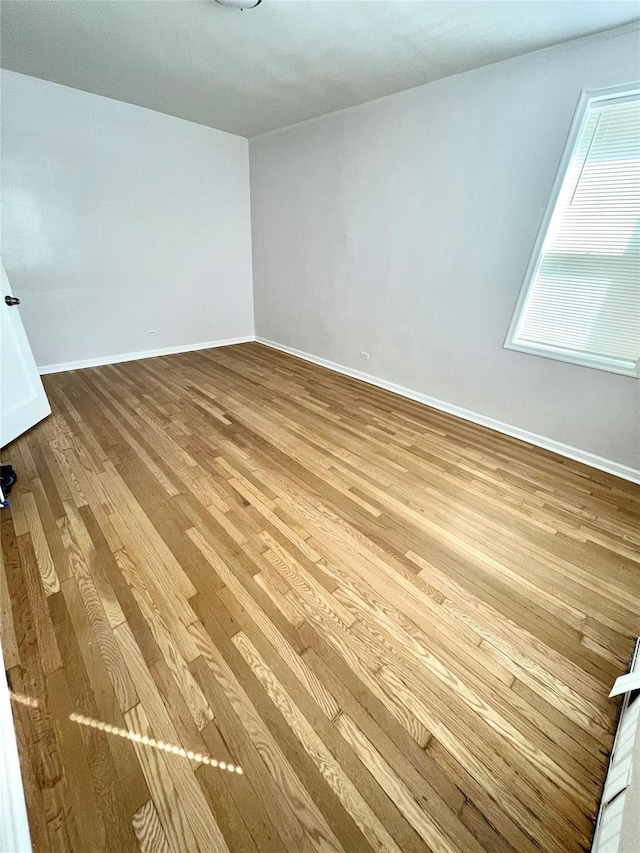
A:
1;1;638;137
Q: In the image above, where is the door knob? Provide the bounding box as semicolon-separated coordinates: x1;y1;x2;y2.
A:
4;296;20;306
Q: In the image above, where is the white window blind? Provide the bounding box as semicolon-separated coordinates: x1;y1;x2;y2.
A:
505;85;640;377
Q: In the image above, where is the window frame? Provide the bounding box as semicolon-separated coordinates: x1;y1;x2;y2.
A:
504;82;640;378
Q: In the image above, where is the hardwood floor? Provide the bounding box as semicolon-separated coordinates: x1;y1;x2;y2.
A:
2;341;639;853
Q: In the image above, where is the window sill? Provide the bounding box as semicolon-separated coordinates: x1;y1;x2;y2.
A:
503;340;640;378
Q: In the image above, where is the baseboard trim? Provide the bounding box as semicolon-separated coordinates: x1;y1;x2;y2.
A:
0;640;32;853
38;336;256;375
256;336;640;485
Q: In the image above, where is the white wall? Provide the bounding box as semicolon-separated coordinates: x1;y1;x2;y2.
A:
250;27;640;473
1;70;254;370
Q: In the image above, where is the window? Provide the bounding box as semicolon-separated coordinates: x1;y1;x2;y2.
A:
505;83;640;377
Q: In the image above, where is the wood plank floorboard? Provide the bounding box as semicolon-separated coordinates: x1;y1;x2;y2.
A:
2;341;639;853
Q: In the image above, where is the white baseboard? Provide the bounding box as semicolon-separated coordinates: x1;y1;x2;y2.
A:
38;336;255;375
0;641;32;853
256;336;640;485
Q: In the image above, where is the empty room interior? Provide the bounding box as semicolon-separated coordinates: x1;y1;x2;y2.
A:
1;1;640;852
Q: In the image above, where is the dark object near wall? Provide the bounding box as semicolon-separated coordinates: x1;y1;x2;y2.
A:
0;464;18;496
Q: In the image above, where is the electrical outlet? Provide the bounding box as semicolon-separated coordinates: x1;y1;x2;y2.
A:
147;329;157;336
360;351;370;361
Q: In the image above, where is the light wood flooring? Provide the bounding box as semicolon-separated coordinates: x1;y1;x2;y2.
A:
2;342;639;853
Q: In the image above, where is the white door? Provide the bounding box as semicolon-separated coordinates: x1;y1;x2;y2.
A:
0;261;51;449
